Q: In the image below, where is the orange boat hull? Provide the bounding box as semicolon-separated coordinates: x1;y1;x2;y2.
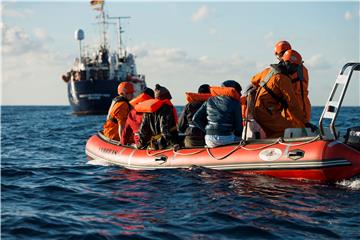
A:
85;133;360;182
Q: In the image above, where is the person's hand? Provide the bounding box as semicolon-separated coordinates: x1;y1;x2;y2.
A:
173;144;180;151
305;122;318;132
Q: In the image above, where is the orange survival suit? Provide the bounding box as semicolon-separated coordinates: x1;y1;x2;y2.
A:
252;64;306;138
103;96;131;141
251;64;311;123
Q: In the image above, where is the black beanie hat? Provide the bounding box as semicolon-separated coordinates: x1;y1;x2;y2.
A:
155;84;172;100
197;84;210;94
142;87;155;98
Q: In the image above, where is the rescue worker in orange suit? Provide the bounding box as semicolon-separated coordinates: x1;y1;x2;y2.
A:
178;84;211;148
120;88;155;146
103;82;134;141
137;84;179;150
252;41;311;124
252;50;315;138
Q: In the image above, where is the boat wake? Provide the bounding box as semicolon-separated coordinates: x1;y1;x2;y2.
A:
336;177;360;190
87;159;112;166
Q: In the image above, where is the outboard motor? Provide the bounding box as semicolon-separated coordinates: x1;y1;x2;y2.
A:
344;126;360;151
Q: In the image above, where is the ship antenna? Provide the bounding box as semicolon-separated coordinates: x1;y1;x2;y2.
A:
108;16;130;57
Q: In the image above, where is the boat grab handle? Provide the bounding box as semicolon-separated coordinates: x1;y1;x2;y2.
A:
155;155;167;163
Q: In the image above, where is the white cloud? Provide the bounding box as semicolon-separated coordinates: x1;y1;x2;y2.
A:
305;54;331;70
2;24;71;87
191;5;209;22
127;43;257;104
34;28;53;42
344;11;353;21
1;4;34;18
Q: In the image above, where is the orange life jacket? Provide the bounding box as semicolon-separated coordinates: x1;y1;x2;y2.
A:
240;95;247;126
185;92;212;103
210;86;241;101
130;93;153;107
135;98;178;123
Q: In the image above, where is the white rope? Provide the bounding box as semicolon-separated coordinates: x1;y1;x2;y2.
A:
278;135;320;147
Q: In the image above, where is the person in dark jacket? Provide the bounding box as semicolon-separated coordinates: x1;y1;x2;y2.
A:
137;84;179;150
193;80;243;148
178;84;211;148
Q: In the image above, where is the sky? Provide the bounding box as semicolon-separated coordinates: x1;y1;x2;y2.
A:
1;0;359;106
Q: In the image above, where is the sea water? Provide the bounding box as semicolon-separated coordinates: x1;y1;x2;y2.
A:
2;106;360;239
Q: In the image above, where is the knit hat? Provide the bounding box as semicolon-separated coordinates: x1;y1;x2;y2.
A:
198;84;210;94
142;87;155;98
155;84;172;100
221;80;242;94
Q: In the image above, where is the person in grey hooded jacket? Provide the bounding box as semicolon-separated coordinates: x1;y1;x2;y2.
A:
193;80;243;147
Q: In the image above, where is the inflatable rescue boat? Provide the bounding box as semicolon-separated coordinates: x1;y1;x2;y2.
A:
85;63;360;182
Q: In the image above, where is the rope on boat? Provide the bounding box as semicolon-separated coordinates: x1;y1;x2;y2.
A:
240;139;280;151
145;135;321;159
205;141;245;160
173;149;206;156
146;148;173;157
278;135;321;146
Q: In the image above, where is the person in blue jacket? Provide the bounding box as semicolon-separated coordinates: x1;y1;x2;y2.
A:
193;80;243;148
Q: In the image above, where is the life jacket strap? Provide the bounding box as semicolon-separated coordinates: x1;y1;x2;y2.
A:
149;126;177;149
259;66;289;110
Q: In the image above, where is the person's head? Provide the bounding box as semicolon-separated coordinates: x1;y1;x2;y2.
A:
221;80;242;94
274;41;292;60
130;87;154;106
142;87;155;98
154;84;172;100
118;82;134;100
197;84;210;94
282;49;302;75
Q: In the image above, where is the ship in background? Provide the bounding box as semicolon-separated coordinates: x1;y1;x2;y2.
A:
62;0;146;115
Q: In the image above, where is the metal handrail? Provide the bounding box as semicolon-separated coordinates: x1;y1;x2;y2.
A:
318;62;360;139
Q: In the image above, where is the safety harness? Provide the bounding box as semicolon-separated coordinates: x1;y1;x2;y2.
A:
257;65;288;110
291;65;306;115
106;96;131;124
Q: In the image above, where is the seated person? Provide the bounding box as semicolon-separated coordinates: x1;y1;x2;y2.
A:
178;84;211;148
193;80;243;148
121;88;155;146
103;82;134;141
137;84;179;150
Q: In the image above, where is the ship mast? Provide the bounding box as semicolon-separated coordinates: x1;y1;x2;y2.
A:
108;16;130;57
96;9;110;49
91;0;109;49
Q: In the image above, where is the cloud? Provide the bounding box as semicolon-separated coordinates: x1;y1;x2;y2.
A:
128;43;257;104
305;54;331;70
191;5;209;22
344;11;353;21
1;3;34;18
34;28;54;42
2;24;71;86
